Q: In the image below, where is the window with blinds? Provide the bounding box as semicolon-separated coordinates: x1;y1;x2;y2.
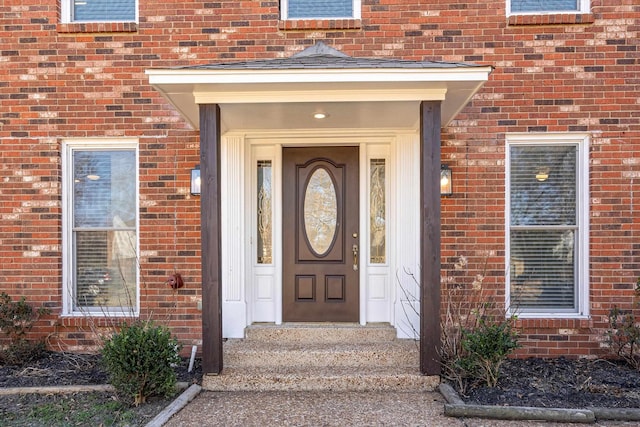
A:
508;143;581;313
283;0;355;19
510;0;585;13
72;0;136;22
68;146;137;313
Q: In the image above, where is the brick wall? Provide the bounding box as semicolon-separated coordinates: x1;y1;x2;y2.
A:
1;0;638;357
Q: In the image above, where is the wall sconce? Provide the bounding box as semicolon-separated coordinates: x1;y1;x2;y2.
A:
190;165;201;195
440;164;453;196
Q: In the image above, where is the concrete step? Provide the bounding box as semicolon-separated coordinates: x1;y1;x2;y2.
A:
202;366;439;392
201;323;438;392
223;339;419;369
244;323;398;344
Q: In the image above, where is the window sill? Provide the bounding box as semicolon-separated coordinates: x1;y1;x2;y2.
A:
278;19;361;31
57;22;138;34
507;13;594;26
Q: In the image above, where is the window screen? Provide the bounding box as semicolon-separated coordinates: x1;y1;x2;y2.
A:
73;0;136;22
509;144;578;311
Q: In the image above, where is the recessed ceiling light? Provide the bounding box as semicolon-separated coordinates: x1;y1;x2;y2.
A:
87;174;101;181
313;112;327;119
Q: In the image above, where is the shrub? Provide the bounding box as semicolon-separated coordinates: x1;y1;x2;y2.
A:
458;315;519;387
0;292;50;365
606;277;640;370
101;320;182;406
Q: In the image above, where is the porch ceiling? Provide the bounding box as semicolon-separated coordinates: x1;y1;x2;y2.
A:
146;44;492;133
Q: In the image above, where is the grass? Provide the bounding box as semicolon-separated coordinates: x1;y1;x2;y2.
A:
0;391;168;427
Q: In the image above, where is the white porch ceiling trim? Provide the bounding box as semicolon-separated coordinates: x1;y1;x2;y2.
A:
146;66;492;131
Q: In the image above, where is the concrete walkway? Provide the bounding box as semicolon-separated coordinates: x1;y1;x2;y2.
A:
161;390;638;427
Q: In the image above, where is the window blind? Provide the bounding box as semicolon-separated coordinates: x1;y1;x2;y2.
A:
287;0;353;18
509;145;578;310
73;0;135;21
511;0;578;13
72;150;136;310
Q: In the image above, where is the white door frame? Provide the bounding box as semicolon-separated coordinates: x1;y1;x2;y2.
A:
220;130;420;338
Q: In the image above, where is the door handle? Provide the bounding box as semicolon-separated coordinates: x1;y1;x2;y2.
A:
352;244;359;271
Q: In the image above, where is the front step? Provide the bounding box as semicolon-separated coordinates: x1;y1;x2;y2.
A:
204;366;439;392
244;322;398;344
223;340;419;368
202;324;439;392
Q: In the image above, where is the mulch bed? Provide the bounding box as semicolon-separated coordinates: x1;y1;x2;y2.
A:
460;357;640;409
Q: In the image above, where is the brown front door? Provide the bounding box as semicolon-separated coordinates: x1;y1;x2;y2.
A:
283;147;359;322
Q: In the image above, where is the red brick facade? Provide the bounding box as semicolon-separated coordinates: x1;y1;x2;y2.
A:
1;1;638;357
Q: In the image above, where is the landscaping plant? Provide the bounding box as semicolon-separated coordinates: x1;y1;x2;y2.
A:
605;277;640;371
438;254;519;393
0;292;50;365
458;314;519;387
101;320;182;406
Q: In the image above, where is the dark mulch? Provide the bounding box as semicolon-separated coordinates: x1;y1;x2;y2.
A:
0;350;202;388
0;351;203;427
461;357;640;409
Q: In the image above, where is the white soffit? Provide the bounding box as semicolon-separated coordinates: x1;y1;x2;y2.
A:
146;65;492;132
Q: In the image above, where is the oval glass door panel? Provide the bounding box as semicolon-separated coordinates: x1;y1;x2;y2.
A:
303;167;338;255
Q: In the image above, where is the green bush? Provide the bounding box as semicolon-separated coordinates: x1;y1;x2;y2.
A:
0;292;50;366
101;320;182;406
458;316;519;388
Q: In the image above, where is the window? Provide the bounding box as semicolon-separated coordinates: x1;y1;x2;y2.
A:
506;134;588;317
281;0;360;19
63;140;139;315
62;0;137;23
257;160;273;264
369;159;386;264
508;0;589;14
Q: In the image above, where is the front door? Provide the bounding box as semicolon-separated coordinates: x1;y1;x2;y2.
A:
282;147;359;322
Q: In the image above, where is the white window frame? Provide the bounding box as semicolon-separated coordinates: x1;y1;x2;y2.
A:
507;0;589;16
280;0;361;20
62;138;140;316
61;0;139;24
505;133;589;318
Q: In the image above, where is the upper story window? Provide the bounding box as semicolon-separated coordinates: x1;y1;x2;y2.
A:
62;139;139;316
506;134;589;318
62;0;137;23
281;0;361;19
508;0;589;14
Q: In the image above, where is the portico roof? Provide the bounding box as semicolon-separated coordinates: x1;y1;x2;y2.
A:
146;42;492;132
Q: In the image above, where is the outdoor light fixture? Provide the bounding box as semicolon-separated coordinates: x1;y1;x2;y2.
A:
190;165;201;195
440;164;453;196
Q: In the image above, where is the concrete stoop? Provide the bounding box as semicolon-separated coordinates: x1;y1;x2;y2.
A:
202;323;439;392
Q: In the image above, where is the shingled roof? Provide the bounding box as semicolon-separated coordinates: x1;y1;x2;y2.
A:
178;41;486;70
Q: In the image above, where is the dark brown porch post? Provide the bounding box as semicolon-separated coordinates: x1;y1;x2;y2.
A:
419;100;442;375
200;104;223;374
